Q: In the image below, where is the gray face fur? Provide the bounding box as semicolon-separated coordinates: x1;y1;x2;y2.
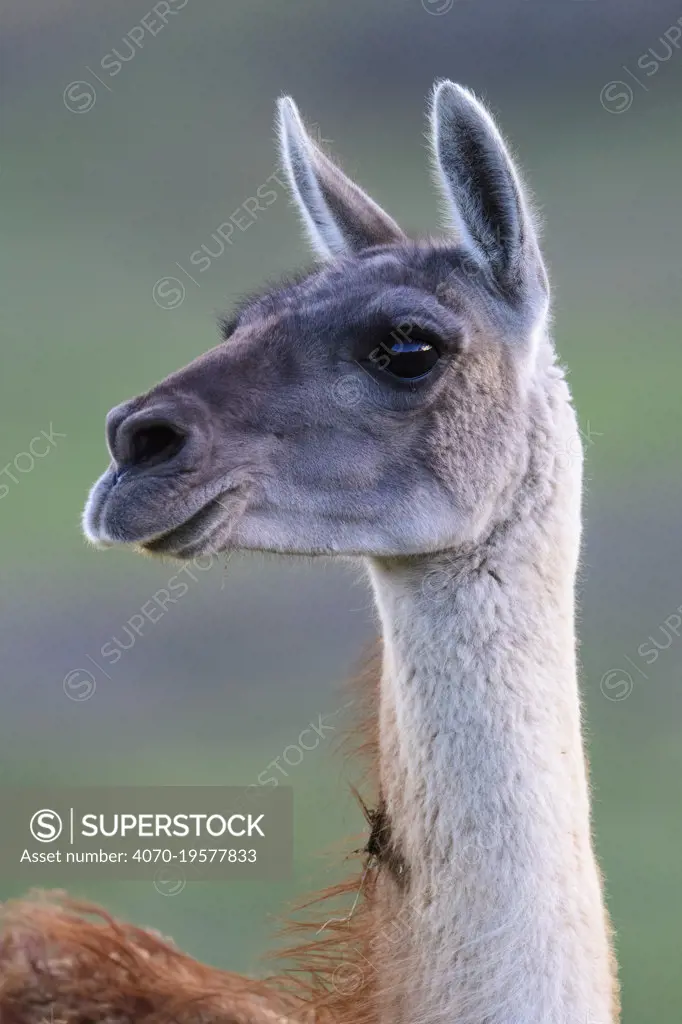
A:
83;82;553;561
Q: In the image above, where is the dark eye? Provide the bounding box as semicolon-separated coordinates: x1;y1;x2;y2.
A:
361;328;441;382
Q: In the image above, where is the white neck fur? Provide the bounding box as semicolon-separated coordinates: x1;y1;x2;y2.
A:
367;410;616;1024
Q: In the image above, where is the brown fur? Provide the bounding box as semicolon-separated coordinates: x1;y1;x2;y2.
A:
0;652;384;1024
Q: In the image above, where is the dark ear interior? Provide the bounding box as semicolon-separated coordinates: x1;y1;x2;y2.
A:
431;81;539;292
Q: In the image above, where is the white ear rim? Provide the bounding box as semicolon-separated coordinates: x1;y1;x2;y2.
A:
429;82;484;255
277;96;346;259
277;96;405;260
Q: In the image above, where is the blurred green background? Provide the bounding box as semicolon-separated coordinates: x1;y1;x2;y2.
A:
1;1;681;1019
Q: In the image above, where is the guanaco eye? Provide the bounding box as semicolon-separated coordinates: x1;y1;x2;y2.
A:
360;328;441;382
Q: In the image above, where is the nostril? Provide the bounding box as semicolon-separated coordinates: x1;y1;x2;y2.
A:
106;402;195;474
128;422;187;468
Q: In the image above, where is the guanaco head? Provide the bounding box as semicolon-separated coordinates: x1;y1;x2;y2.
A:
84;83;559;561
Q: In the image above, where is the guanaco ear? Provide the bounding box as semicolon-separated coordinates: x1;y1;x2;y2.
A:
430;81;544;294
277;96;405;260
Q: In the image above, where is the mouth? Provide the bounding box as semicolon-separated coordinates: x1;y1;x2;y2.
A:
140;493;233;558
83;468;244;560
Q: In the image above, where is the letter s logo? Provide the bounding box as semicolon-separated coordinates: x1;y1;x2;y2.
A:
30;809;63;842
63;81;97;114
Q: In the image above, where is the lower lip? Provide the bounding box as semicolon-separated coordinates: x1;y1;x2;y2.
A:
141;495;228;555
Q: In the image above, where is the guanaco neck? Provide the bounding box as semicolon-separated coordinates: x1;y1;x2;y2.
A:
367;446;617;1023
